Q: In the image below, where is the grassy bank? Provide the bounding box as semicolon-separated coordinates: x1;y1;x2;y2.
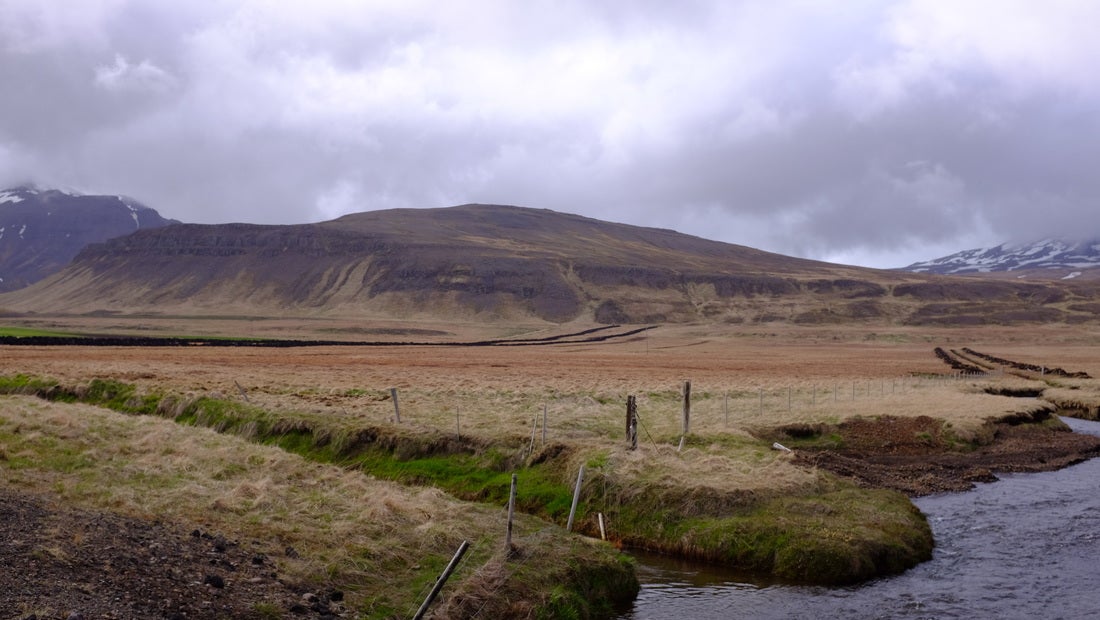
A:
0;373;935;586
0;392;637;618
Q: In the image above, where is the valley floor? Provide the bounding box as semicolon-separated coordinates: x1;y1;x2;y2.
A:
5;321;1100;618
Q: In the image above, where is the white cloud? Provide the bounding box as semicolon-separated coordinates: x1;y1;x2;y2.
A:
94;54;176;93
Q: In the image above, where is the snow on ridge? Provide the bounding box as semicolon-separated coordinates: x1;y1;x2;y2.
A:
0;191;24;205
906;237;1100;274
1063;272;1082;280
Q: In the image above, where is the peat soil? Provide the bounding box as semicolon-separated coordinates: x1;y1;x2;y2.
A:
792;415;1100;496
0;487;345;620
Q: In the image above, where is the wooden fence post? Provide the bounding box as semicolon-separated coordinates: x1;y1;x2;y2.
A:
527;409;539;457
682;381;691;436
542;402;547;445
626;395;638;450
390;387;401;423
566;465;585;532
234;380;250;403
412;541;469;620
506;473;517;550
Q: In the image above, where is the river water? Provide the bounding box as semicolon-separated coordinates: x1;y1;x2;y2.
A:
617;417;1100;620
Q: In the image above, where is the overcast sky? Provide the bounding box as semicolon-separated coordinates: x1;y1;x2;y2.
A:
2;1;1098;268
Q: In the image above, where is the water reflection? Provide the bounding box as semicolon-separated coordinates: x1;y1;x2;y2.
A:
618;417;1100;619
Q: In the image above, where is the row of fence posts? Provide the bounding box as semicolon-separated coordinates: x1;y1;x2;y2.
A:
377;368;999;434
234;367;1007;615
395;366;1007;616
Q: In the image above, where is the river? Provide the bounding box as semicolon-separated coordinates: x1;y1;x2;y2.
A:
617;417;1100;619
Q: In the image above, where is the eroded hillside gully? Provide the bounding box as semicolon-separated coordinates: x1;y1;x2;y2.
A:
2;344;1099;618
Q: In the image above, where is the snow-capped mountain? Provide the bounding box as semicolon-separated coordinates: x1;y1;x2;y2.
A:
904;238;1100;279
0;185;179;292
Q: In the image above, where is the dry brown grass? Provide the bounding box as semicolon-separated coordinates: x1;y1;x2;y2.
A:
0;323;1075;499
0;395;612;616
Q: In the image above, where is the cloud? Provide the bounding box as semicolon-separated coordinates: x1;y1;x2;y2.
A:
94;54;176;93
1;0;1098;268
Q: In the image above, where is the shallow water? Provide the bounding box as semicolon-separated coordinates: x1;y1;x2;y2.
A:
617;417;1100;620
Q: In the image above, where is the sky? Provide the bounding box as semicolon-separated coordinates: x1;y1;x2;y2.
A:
2;0;1099;269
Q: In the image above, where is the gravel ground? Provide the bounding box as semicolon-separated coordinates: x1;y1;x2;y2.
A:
0;487;348;620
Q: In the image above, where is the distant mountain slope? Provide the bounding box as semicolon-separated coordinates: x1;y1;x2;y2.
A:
3;203;1099;326
0;186;179;292
904;239;1100;281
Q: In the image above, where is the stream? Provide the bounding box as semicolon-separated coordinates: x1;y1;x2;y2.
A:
616;417;1100;619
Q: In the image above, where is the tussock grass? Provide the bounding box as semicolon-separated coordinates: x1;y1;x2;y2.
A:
0;395;636;618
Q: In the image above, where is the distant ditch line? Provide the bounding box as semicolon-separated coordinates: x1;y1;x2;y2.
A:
0;325;658;348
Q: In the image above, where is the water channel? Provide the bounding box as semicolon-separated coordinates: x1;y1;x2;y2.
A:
616;416;1100;619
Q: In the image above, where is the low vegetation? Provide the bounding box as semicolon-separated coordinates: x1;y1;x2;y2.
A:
0;372;949;587
0;394;636;618
4;325;1097;615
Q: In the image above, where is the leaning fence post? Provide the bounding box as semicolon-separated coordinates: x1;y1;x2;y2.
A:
234;380;250;403
506;473;517;550
542;402;547;445
390;387;401;423
566;465;585;532
412;540;469;620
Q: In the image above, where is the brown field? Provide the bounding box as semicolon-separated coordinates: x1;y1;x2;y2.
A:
7;321;1100;444
5;318;1100;616
6;321;1100;493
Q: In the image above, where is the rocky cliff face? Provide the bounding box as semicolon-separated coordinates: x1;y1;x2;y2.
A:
0;186;178;292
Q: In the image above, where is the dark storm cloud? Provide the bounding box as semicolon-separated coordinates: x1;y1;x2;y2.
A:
2;1;1098;267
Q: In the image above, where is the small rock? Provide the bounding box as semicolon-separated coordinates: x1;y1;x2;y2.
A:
285;546;299;559
302;592;319;603
203;574;225;589
212;536;227;552
328;589;344;602
66;614;85;620
251;554;266;566
190;529;201;538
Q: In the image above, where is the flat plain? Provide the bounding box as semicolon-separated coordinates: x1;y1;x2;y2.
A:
4;318;1100;618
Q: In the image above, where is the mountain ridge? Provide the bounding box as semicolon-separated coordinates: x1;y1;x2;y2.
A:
3;199;1100;327
0;186;179;292
904;238;1100;281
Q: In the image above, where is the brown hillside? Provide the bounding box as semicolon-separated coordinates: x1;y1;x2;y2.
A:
1;204;1098;326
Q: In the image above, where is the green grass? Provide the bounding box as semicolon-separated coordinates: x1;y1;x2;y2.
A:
0;326;82;337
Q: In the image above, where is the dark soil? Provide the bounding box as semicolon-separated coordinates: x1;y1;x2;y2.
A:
0;487;347;620
792;415;1100;496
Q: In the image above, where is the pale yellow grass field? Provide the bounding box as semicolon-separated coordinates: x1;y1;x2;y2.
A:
1;324;1077;497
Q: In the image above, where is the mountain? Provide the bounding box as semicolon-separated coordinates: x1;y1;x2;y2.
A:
904;238;1100;281
0;186;179;292
2;203;1099;326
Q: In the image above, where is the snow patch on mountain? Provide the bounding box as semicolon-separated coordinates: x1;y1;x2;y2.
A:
0;191;24;205
904;238;1100;275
